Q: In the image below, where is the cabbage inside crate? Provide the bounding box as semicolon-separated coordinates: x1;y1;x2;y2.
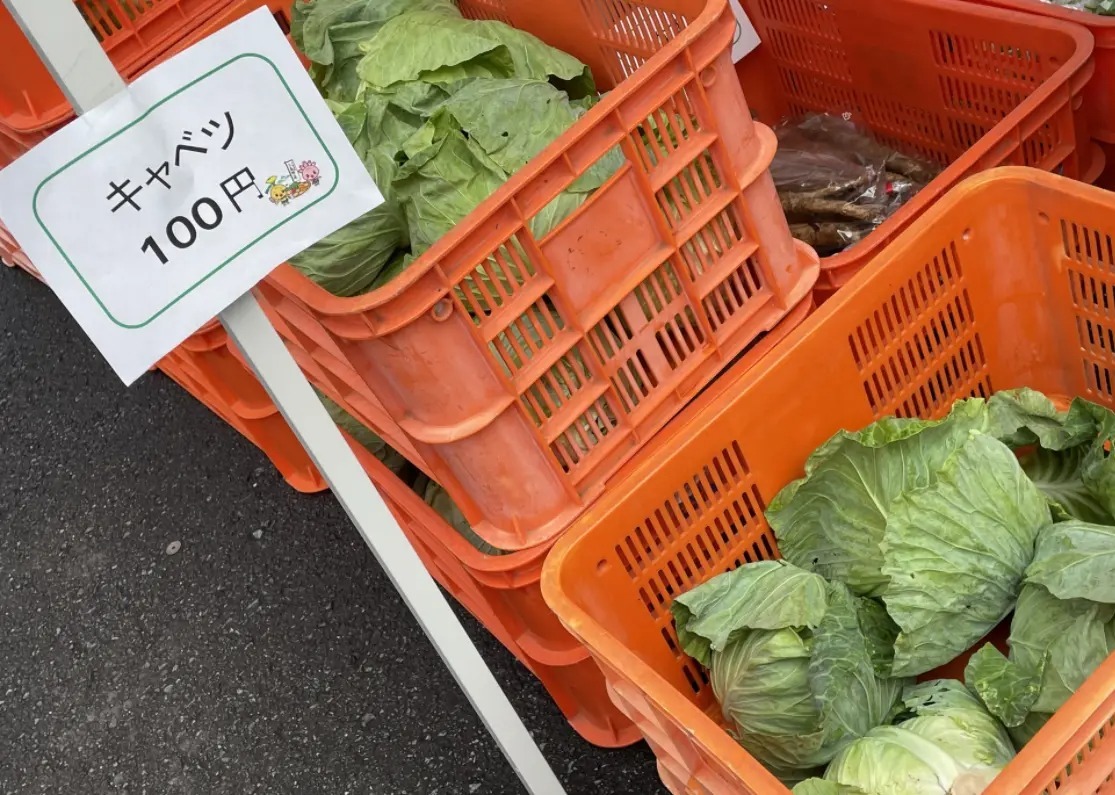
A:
262;0;819;551
542;169;1115;794
733;0;1101;293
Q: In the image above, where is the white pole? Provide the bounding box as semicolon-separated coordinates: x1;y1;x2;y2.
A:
2;2;567;792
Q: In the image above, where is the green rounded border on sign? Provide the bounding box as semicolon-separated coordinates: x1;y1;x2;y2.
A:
31;53;340;330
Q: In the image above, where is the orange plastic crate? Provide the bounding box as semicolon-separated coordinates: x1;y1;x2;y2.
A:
157;321;326;494
0;123;46;170
0;0;293;135
733;0;1100;294
155;287;811;745
154;322;643;747
0;221;43;282
542;168;1115;793
262;0;819;551
964;0;1115;156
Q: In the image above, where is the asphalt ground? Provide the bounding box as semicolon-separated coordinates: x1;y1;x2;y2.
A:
0;264;665;794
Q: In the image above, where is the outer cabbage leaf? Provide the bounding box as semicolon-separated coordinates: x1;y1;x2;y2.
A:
412;474;504;556
441;80;580;174
854;595;901;677
471;20;595;98
293;0;458;68
966;582;1115;739
1062;399;1115;519
808;584;908;747
671;560;827;666
356;12;592;94
1019;446;1114;524
1008;712;1051;749
963;643;1044;729
882;432;1049;676
987;388;1093;450
392;111;508;254
1026;521;1115;603
989;391;1115;523
318;392;410;474
392;80;613;257
768;399;989;597
1011;582;1115;713
290;202;409;296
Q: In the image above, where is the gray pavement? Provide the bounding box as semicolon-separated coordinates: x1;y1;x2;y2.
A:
0;265;664;794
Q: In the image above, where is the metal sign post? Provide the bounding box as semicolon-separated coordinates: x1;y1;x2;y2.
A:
1;2;566;792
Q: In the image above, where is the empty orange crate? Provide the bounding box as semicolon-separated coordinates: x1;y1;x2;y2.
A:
542;168;1115;793
262;0;819;551
0;0;293;134
964;0;1115;154
154;322;642;747
733;0;1099;294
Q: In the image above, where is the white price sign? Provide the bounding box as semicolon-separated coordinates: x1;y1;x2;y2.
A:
0;9;381;384
729;0;761;63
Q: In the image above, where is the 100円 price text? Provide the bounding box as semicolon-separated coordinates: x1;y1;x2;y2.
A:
104;111;267;265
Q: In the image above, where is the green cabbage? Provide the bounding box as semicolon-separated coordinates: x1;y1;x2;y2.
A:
962;391;1115;740
672;561;907;782
289;0;616;296
1046;0;1115;15
768;399;1051;676
796;681;1013;795
291;202;409;297
966;530;1115;736
319;391;410;474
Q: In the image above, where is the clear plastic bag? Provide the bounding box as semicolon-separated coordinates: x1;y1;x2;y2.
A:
772;114;940;256
1043;0;1115;16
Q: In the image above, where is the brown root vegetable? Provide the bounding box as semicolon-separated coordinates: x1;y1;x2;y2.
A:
774;114;940;255
779;193;885;223
775;174;872;203
884;152;940;185
789;222;868;252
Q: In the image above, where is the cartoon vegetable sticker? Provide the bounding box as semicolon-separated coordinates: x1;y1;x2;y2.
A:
265;176;290;205
299;160;321;185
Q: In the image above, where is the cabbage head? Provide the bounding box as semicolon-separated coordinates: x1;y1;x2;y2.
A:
768;397;1052;676
796;680;1014;795
672;561;907;782
966;523;1115;742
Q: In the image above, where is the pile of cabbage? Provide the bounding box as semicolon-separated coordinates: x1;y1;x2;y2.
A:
672;388;1115;792
289;0;619;296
